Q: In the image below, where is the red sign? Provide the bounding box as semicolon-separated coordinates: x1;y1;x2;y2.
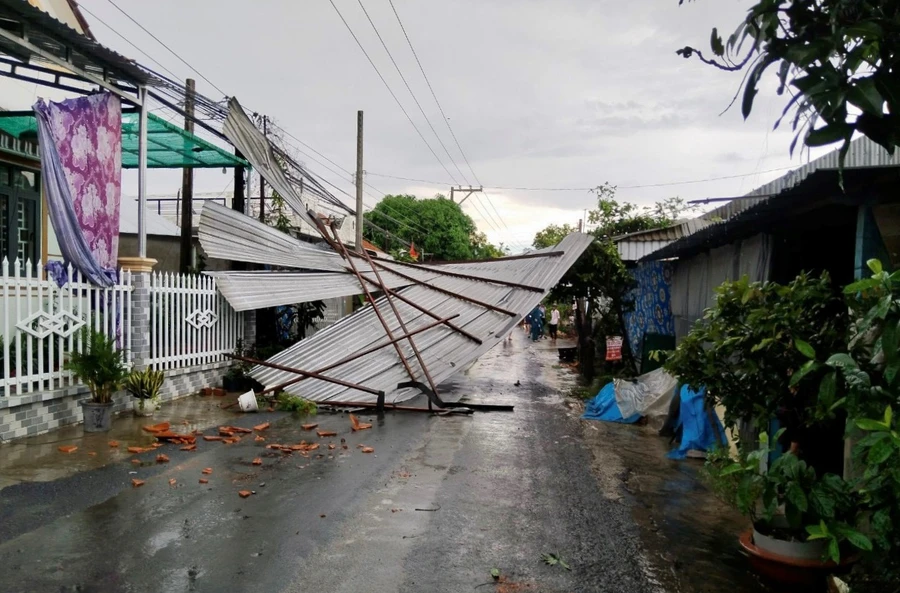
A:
606;336;623;361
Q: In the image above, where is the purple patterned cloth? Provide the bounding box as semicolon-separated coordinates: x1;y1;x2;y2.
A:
43;93;122;268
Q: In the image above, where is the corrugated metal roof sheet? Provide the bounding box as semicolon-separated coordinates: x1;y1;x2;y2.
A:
643;166;900;261
201;99;595;406
223;98;320;230
248;233;594;404
199;202;346;273
613;219;714;261
0;0;152;85
643;136;900;261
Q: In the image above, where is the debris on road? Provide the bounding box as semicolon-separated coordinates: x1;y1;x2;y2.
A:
131;459;141;465
142;422;170;434
108;440;119;448
254;435;265;442
203;436;223;442
131;479;145;488
361;446;374;453
180;444;197;451
253;422;270;431
252;458;262;466
156;454;170;463
199;478;209;484
317;429;336;437
202;468;213;475
350;414;372;431
154;431;196;444
540;552;570;571
301;423;318;430
58;445;78;453
238;490;253;498
168;478;177;486
127;446;148;454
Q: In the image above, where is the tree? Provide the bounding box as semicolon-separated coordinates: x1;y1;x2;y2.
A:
533;224;578;249
677;0;900;164
534;187;692;378
364;194;507;261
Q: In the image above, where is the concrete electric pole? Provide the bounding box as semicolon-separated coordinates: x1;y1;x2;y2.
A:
179;78;195;274
449;185;482;205
356;110;364;253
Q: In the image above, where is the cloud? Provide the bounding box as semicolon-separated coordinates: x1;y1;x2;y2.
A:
69;0;811;253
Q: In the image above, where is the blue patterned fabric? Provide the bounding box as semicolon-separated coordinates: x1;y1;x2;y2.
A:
623;261;675;359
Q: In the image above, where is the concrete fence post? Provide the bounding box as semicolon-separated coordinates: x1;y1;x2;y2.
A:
118;257;157;370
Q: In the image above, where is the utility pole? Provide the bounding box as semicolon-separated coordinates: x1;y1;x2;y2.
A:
179;78;195;274
259;115;267;223
233;149;245;215
355;110;364;254
449;185;482;205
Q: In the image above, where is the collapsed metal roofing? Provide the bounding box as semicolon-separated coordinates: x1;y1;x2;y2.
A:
200;99;593;406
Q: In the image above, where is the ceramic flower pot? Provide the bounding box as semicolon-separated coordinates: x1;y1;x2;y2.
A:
81;401;114;432
132;398;155;417
739;530;857;588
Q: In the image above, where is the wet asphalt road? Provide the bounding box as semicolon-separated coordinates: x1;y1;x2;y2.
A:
0;332;654;593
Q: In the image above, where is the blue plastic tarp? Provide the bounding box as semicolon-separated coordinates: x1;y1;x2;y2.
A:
667;385;725;459
582;382;641;424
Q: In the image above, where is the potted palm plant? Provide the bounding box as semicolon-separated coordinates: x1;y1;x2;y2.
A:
124;368;164;417
65;329;129;432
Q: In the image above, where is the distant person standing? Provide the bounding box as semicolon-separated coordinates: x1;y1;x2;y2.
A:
538;304;547;338
549;306;560;340
529;305;543;341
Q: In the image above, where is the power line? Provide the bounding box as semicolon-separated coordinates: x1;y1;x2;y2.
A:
387;0;478;184
327;0;461;185
100;0;228;98
365;165;800;191
89;0;510;244
469;193;504;233
78;3;183;83
355;0;469;185
479;190;510;231
383;0;511;232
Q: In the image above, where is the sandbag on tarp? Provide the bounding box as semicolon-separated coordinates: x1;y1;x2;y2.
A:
582;383;641;423
667;385;726;459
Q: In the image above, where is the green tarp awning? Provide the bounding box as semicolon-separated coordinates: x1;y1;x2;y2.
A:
0;111;248;169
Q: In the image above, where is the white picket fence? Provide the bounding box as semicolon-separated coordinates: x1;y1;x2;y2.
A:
0;262;244;397
147;272;243;370
0;259;133;396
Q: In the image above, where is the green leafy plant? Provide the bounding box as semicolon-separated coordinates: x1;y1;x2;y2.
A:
64;329;128;404
706;430;869;563
275;392;317;415
124;368;164;411
664;272;847;432
677;1;900;169
800;260;900;578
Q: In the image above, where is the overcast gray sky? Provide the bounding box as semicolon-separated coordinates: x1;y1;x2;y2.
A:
73;0;826;252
